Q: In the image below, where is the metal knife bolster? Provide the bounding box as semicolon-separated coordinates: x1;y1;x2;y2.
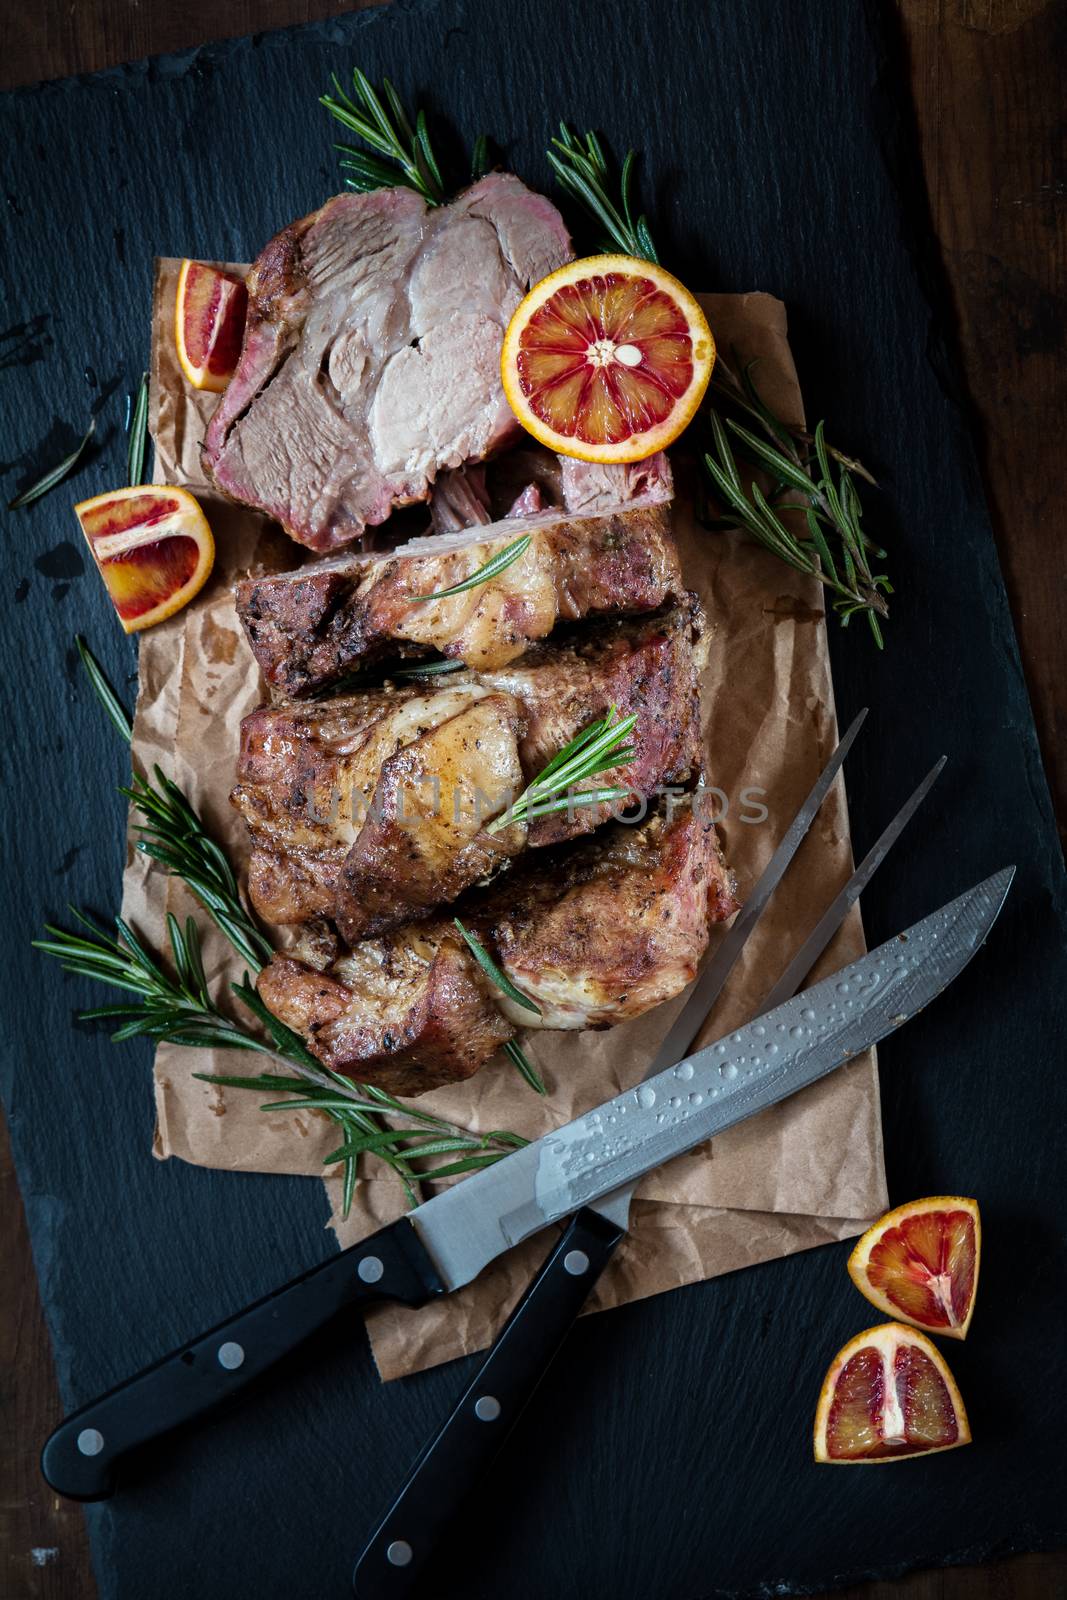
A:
411;867;1015;1291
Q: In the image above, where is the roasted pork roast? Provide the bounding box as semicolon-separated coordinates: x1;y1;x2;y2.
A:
255;801;737;1094
236;498;682;694
203;175;572;552
231;601;707;939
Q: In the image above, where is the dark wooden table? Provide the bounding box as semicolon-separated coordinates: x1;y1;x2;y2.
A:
1;3;1064;1596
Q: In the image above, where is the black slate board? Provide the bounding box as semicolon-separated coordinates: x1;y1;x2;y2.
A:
2;3;1065;1596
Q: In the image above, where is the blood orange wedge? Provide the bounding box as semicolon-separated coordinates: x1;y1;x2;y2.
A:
847;1196;980;1339
501;254;714;463
174;260;248;392
74;486;215;633
814;1323;971;1463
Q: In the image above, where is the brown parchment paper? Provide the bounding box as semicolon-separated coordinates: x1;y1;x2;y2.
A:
124;260;887;1381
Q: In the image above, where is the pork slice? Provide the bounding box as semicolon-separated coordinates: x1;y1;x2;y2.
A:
469;801;738;1030
203;174;572;553
255;801;738;1094
559;452;674;514
257;930;514;1096
236;499;681;693
429;465;493;534
480;597;709;846
231;683;522;928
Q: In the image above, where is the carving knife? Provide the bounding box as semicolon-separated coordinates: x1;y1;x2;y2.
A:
351;749;947;1594
41;863;1013;1512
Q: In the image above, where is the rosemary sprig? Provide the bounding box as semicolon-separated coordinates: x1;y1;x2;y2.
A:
486;705;636;835
544;129;891;645
547;125;658;263
34;911;262;1051
390;657;468;679
453;920;546;1095
704;358;891;646
8;420;95;509
454;918;541;1015
321;69;445;205
126;371;149;486
413;535;530;602
55;640;531;1210
76;635;133;743
35;910;524;1212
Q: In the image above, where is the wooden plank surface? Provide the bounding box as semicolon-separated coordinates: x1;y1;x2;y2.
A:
1;2;1064;1597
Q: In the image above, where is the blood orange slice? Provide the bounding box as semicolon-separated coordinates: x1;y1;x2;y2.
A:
848;1197;980;1339
814;1323;971;1463
501;254;714;463
74;486;215;633
175;260;248;392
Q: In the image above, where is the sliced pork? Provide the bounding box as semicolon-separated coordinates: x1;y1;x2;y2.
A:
203;175;572;552
468;800;738;1029
255;802;737;1094
258;928;515;1097
559;452;673;514
232;601;706;939
231;683;526;933
236;499;681;693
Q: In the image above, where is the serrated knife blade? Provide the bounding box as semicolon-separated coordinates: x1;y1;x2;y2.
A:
411;866;1014;1292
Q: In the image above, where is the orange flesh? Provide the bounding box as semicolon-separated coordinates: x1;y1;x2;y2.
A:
181;264;247;376
515;272;695;446
825;1344;960;1460
79;494;199;622
865;1210;976;1331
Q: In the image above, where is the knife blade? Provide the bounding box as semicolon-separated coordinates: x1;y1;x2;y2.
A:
350;761;950;1597
41;867;1013;1503
410;866;1013;1292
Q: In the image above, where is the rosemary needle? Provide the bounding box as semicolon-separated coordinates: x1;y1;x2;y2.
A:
413;534;531;602
8;419;95;509
126;371;149;486
454;918;541;1015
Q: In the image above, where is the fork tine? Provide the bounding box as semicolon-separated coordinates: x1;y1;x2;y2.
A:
644;707;869;1077
756;755;946;1014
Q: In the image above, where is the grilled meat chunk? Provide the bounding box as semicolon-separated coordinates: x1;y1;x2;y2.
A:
232;684;525;934
254;803;737;1094
470;801;737;1029
236;499;681;694
258;927;514;1097
232;601;705;937
480;598;707;846
203;175;572;552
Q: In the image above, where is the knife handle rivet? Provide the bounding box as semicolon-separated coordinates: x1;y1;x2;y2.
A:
358;1255;384;1284
563;1250;590;1276
217;1342;245;1370
76;1428;105;1457
386;1541;413;1567
474;1395;501;1421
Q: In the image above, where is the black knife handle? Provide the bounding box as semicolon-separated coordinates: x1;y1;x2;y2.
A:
352;1206;624;1599
41;1217;442;1502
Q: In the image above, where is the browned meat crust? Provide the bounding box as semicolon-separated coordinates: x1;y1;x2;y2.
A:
254;802;738;1094
257;929;514;1096
232;601;707;937
467;802;738;1029
235;500;681;694
231;683;526;933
